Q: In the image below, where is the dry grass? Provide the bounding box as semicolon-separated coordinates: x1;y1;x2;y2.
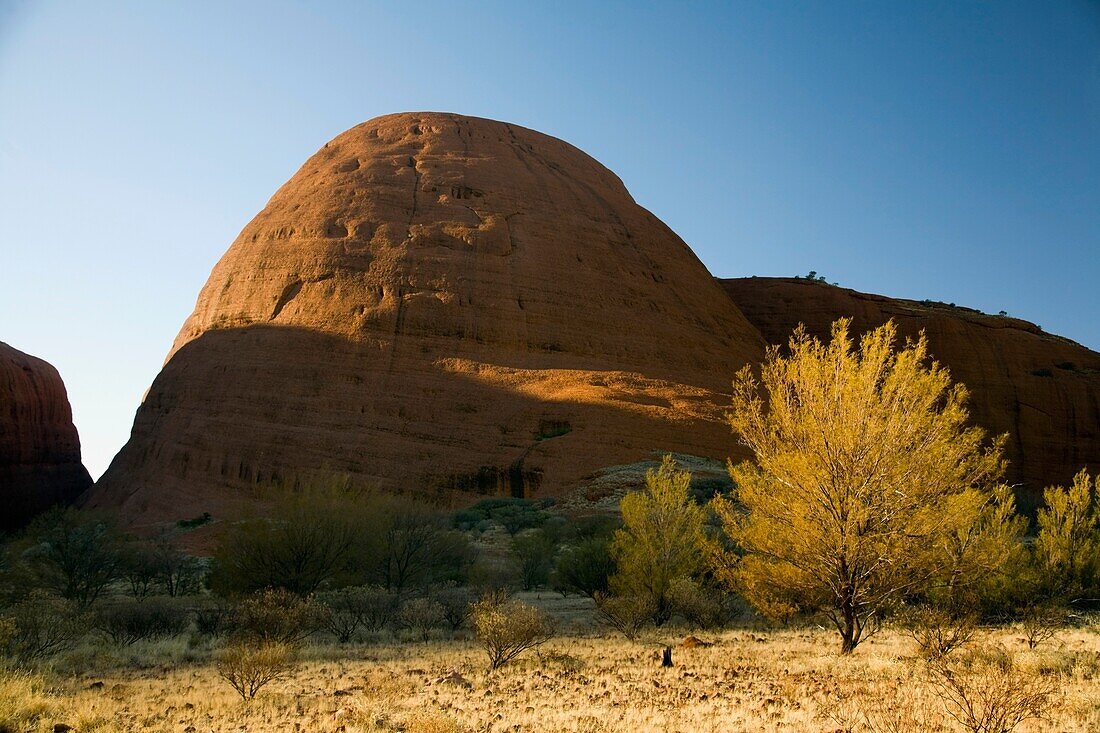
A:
4;618;1100;732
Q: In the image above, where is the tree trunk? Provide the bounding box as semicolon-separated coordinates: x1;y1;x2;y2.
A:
839;599;861;654
661;646;673;667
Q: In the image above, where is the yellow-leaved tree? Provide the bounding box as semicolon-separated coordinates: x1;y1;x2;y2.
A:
1035;468;1100;601
611;455;707;626
713;319;1009;653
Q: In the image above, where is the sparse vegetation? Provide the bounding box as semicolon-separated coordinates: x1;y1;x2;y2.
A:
228;588;325;645
92;597;189;646
904;606;980;660
471;591;555;670
927;645;1058;733
1;322;1099;731
216;640;296;701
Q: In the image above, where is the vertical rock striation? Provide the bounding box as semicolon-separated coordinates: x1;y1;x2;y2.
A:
0;341;92;531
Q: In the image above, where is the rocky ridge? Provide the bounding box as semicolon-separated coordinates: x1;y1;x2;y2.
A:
721;277;1100;508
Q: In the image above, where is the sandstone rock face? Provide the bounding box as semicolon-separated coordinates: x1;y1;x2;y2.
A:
722;277;1100;508
89;113;764;527
0;342;92;531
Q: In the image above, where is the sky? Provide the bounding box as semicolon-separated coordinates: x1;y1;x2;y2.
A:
1;1;1098;480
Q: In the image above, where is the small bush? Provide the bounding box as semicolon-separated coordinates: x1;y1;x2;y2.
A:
668;578;732;629
552;538;614;599
92;597;189;645
468;557;515;597
904;607;980;660
593;592;653;640
471;591;555;670
192;600;230;637
1020;605;1063;650
510;529;557;591
229;589;324;645
398;597;445;639
0;591;85;661
318;585;398;642
216;641;295;701
177;512;212;529
928;646;1057;733
433;584;474;631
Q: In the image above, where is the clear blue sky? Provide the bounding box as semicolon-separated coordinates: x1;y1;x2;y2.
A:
2;1;1098;479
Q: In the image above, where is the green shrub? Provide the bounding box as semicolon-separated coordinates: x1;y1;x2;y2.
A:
0;591;85;661
552;538;614;599
92;597;189;646
192;600;230;637
510;529;557;591
593;592;653;640
229;589;324;645
471;591;555;670
398;597;446;639
18;508;124;610
668;577;732;629
433;583;474;631
176;512;212;529
453;498;551;535
317;586;397;642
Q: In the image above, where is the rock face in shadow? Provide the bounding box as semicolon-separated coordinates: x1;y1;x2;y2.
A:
721;277;1100;509
88;113;764;528
1;341;92;531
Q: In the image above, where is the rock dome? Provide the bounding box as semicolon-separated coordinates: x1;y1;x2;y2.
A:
89;113;764;526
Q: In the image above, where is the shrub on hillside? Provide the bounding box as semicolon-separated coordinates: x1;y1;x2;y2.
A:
92;597;189;646
229;589;324;645
471;591;555;670
453;498;552;535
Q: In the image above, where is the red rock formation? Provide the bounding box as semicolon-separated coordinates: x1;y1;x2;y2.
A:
721;277;1100;508
88;113;764;528
0;342;92;530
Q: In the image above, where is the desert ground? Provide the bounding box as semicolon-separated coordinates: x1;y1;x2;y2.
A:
4;593;1100;733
